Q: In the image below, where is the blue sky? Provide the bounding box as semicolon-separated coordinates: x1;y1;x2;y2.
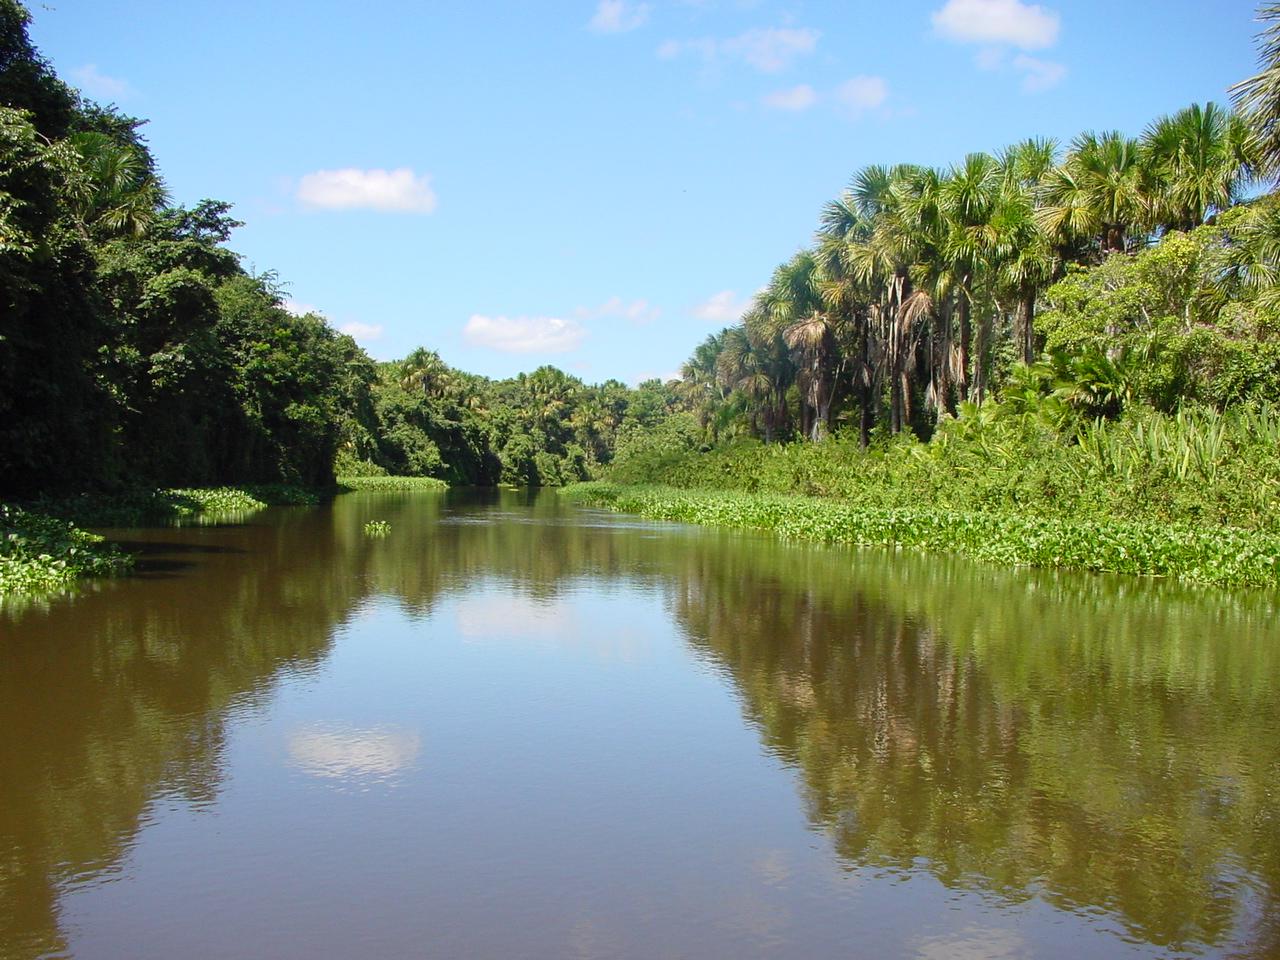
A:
31;0;1263;384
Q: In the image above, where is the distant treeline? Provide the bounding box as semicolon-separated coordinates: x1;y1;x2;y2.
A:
0;1;679;496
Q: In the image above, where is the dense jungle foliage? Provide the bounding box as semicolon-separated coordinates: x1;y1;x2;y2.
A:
0;0;671;500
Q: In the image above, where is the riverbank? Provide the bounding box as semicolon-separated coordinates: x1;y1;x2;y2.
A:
0;503;133;595
1;484;316;597
560;482;1280;588
0;478;452;598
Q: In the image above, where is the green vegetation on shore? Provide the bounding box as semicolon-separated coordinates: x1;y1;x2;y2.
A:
0;504;132;595
607;402;1280;534
0;484;325;597
27;484;321;528
562;482;1280;588
338;476;448;492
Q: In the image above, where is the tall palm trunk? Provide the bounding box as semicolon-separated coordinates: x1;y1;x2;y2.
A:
957;277;972;402
974;309;990;405
933;298;954;417
858;316;874;447
1016;284;1037;365
889;270;913;433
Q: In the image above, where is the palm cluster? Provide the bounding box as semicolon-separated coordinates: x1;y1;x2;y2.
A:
678;102;1260;445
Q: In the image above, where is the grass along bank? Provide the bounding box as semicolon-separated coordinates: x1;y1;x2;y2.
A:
560;482;1280;588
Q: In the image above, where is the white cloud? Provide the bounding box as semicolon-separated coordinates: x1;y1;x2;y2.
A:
282;299;321;317
575;296;662;324
931;0;1059;50
589;0;651;33
693;289;752;323
339;321;385;341
836;75;889;114
972;48;1065;92
70;64;131;100
463;315;586;353
297;168;437;213
1012;54;1066;92
762;84;817;111
729;27;819;72
659;26;819;73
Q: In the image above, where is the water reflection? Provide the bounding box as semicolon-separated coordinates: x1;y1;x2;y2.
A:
287;726;421;783
0;488;1276;958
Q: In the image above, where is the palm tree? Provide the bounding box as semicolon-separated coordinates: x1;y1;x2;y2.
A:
1039;132;1151;255
758;252;839;441
1142;102;1258;231
940;153;1002;403
995;139;1061;364
816;209;878;443
65;131;166;237
399;347;451;398
678;332;729;441
841;164;937;432
1232;3;1280;177
717;319;791;442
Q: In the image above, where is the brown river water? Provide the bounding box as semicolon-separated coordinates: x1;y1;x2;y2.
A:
1;488;1278;959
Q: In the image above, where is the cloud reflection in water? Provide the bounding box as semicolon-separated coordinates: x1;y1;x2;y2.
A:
287;726;422;784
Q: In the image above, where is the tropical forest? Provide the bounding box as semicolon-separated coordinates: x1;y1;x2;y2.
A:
3;1;1280;958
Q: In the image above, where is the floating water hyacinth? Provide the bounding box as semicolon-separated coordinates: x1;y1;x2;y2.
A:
364;520;391;536
339;476;447;492
560;482;1280;588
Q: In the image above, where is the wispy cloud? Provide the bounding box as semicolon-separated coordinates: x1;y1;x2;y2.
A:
658;26;819;73
972;47;1065;92
297;168;437;213
70;64;131;100
589;0;651;33
693;289;752;323
463;315;586;353
836;75;889;115
762;84;817;111
576;296;662;324
339;321;385;342
932;0;1059;50
1012;53;1066;92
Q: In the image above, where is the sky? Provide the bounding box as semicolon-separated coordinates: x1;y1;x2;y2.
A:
28;0;1265;384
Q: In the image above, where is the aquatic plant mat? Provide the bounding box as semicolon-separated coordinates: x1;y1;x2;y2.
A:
561;482;1280;588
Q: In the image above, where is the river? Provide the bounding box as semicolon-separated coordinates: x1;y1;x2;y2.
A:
1;489;1277;959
